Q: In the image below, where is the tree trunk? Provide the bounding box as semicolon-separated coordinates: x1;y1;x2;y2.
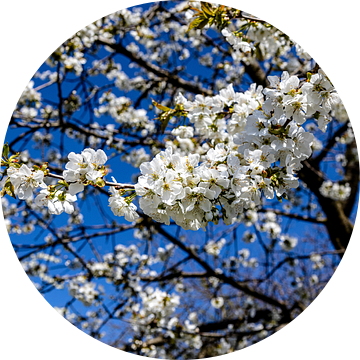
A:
299;161;355;257
316;196;354;254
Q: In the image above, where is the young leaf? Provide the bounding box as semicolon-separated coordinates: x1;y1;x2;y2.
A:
152;100;187;134
152;99;171;112
2;178;16;199
159;111;176;134
2;142;9;159
187;15;209;32
201;2;214;17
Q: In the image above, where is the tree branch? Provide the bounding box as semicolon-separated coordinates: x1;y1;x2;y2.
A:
154;223;291;315
313;121;349;165
258;208;327;224
299;160;354;256
96;36;213;96
343;139;359;217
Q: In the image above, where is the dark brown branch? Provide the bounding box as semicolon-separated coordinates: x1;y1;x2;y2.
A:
140;271;207;282
258;208;327;224
154;223;291;315
97;36;213;96
242;57;270;88
299;160;354;257
343;139;359;217
198;309;272;332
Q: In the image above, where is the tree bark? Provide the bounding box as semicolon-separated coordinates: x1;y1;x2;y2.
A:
242;57;269;88
299;161;355;257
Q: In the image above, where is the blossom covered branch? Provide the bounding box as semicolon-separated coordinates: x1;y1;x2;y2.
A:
2;70;344;229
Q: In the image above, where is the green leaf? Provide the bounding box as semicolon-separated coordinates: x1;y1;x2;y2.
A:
2;178;16;199
153;100;186;134
201;2;214;16
198;18;210;30
187;15;209;32
2;142;9;159
159;111;175;134
152;99;171;112
208;17;215;27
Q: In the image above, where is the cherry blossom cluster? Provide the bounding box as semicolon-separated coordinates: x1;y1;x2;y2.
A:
319;180;351;201
221;19;294;70
14;80;42;119
133;70;340;230
3;148;109;217
109;178;139;222
61;148;108;193
32;148;108;216
68;277;100;306
95;92;155;136
137;287;180;325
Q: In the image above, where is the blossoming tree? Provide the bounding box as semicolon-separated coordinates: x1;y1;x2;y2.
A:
1;1;358;358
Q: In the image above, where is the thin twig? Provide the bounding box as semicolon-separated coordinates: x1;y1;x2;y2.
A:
46;172;135;190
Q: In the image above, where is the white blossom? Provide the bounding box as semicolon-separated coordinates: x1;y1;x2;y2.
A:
9;164;46;200
109;181;139;222
63;148;107;195
279;235;298;251
319;180;351;200
171;126;194;139
35;189;77;215
211;296;224;309
204;238;226;256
